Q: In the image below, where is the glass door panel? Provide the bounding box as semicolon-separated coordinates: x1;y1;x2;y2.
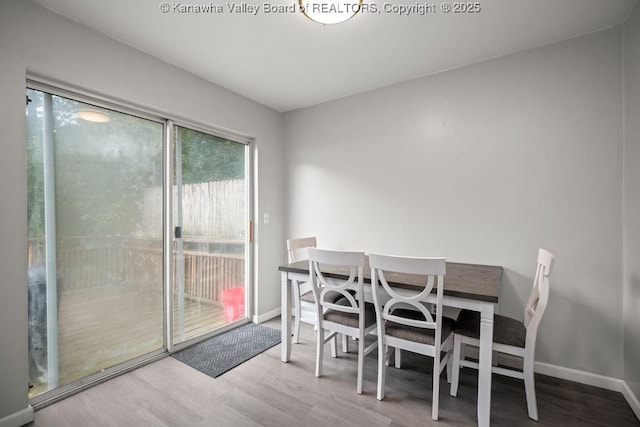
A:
172;125;248;344
26;88;164;396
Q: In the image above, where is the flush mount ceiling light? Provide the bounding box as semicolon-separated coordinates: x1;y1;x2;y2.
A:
76;108;111;123
299;0;364;24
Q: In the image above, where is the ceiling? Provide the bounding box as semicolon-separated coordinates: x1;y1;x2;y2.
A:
35;0;638;112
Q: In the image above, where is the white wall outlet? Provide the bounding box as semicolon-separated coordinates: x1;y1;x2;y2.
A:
263;213;269;224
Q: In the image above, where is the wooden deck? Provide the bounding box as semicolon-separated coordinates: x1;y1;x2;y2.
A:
30;285;229;397
28;235;246;398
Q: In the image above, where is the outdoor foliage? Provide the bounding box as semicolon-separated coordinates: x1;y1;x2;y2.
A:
26;89;245;238
178;126;244;184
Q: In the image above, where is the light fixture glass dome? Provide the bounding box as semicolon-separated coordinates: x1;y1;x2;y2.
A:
299;0;363;25
76;108;111;123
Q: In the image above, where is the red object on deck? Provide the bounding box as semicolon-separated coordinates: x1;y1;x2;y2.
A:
223;287;245;322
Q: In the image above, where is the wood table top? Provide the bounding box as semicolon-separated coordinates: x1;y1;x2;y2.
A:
279;257;502;303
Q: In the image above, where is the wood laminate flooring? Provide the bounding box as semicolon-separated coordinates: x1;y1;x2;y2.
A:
30;317;639;426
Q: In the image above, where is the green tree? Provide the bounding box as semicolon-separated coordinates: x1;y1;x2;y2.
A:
178;127;245;184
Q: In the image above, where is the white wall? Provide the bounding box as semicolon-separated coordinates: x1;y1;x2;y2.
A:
0;0;283;422
624;2;640;402
284;28;624;378
0;46;30;425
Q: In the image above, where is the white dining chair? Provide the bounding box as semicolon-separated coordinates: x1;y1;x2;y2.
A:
286;236;317;344
308;248;377;394
449;248;555;421
369;253;454;420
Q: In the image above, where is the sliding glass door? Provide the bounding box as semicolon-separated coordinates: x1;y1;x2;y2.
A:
26;83;253;401
26;87;165;396
172;125;250;345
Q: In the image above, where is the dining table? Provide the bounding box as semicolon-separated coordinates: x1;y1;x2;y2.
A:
278;256;503;427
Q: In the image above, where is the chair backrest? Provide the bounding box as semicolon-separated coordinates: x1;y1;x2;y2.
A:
287;236;317;263
308;248;365;325
369;253;446;344
523;248;555;343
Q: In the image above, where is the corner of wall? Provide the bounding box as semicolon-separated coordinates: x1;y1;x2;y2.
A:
623;382;640;421
622;1;640;420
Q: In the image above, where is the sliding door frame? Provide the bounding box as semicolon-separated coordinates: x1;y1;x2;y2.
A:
27;76;255;406
167;119;254;353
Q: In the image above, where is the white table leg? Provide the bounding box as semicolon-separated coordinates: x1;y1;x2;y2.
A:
477;304;494;427
281;271;292;362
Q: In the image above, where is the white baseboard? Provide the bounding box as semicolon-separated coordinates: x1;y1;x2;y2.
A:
253;307;280;324
0;406;34;427
534;361;624;392
622;381;640;421
534;362;639;421
460;349;639;421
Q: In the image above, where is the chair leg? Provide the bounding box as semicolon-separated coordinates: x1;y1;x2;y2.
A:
293;310;301;345
395;347;402;369
357;334;365;394
377;337;386;400
342;334;348;353
316;327;324;378
292;283;301;344
450;334;462;397
385;345;393;367
523;354;539;420
330;334;338;358
432;352;441;420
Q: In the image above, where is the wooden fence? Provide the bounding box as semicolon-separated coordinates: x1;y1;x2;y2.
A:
142;179;246;238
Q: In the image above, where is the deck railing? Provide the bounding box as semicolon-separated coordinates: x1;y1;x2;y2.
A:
27;236;244;304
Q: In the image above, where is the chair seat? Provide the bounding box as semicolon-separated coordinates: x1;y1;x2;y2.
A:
385;315;455;345
324;300;376;328
454;309;526;348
